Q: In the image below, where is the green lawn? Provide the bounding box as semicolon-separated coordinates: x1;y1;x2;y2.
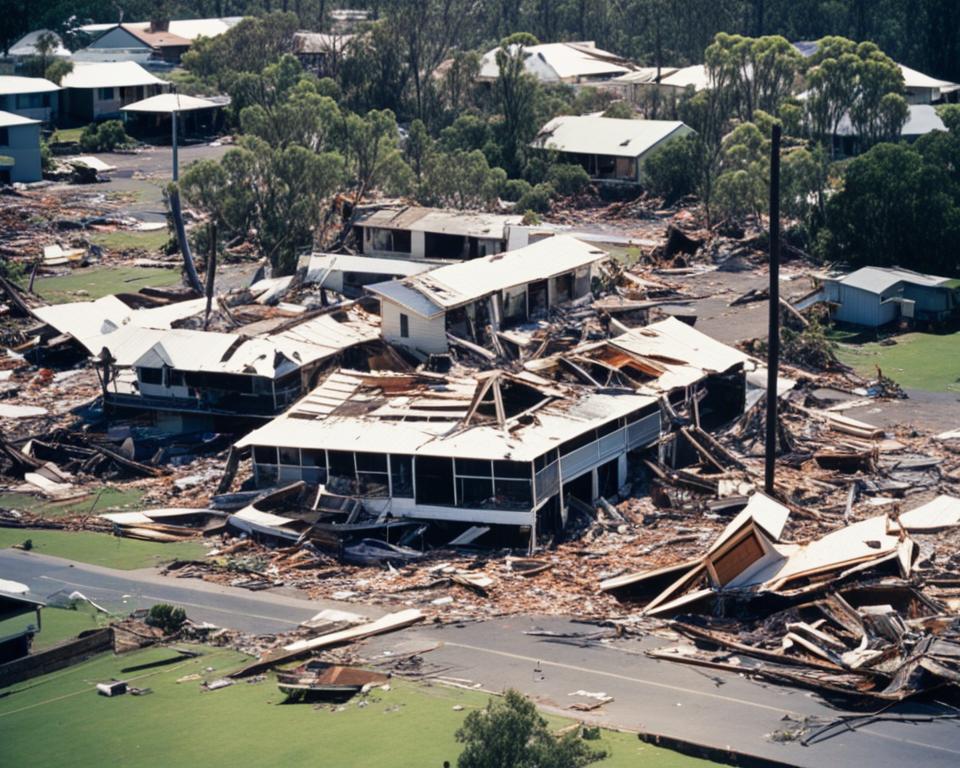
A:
835;330;960;393
51;127;84;143
601;244;642;265
0;646;715;768
0;604;109;652
29;265;181;303
0;487;145;519
0;529;207;570
88;229;171;253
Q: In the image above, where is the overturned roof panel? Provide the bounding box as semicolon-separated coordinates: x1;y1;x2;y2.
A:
532;115;691;158
479;41;634;82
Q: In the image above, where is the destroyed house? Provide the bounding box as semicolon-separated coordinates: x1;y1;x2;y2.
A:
815;266;960;327
98;310;380;419
526;317;748;437
531;115;694;184
353;206;530;261
366;235;607;357
477;41;637;84
236;369;662;536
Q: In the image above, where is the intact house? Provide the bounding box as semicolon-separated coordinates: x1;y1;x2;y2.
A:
0;111;42;184
60;62;167;123
235;368;664;543
808;267;960;328
365;235;607;358
74;22;192;67
0;76;60;124
477;41;638;85
352;206;536;261
77;17;242;46
531;115;693;185
5;29;71;68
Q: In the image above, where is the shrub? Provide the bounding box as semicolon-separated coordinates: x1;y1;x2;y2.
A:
501;178;532;202
546;163;590;197
515;182;553;213
79;120;132;152
145;603;187;634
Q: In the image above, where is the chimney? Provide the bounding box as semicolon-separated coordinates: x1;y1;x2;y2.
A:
150;18;170;33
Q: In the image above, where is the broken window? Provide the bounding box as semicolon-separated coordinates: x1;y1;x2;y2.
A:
528;280;549;319
356;452;389;497
415;455;454;506
139;367;162;385
278;446;300;465
390;454;413;497
328;450;356;494
399;313;409;338
502;285;527;324
253;445;277;465
553;272;574;304
301;448;327;484
455;459;494;507
493;461;533;509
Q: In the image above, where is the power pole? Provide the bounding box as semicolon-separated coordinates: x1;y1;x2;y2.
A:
764;123;782;495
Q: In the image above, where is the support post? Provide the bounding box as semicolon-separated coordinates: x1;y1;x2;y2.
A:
764;124;782;495
171;108;179;181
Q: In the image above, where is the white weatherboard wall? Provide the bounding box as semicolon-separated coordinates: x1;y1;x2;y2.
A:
380;298;446;354
0;118;42;183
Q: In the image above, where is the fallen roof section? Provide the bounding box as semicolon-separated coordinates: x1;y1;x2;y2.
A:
353;206;523;238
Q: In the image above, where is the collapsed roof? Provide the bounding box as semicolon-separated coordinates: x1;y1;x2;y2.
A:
236;368;657;462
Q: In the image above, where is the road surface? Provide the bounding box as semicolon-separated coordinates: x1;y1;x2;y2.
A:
4;550;960;767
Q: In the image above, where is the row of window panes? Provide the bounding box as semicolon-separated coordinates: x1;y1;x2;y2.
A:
254;447;413;498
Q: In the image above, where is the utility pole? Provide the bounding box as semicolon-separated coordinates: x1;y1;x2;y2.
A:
764;124;782;495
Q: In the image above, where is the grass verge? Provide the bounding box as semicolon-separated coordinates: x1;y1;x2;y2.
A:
0;529;207;570
0;645;715;768
29;265;181;303
88;229;171;252
834;330;960;393
0;487;145;519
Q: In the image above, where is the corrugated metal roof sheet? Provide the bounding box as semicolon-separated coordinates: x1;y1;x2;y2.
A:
365;279;444;319
532;115;690;158
306;254;434;281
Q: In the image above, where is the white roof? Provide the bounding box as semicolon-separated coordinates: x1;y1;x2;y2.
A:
606;316;747;394
355;206;522;238
237;369;656;462
612;66;679;84
367;235;606;317
832;266;950;294
121;93;225;114
532;115;690;158
33;296;207;354
0;110;40;128
8;30;70;58
900;63;957;91
79;18;242;41
306;254;434;281
657;64;711;91
479;41;633;82
129;312;378;379
61;61;166;89
834;104;946;137
0;76;60;96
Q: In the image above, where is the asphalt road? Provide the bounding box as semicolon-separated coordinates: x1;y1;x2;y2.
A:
0;548;380;633
5;550;960;767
